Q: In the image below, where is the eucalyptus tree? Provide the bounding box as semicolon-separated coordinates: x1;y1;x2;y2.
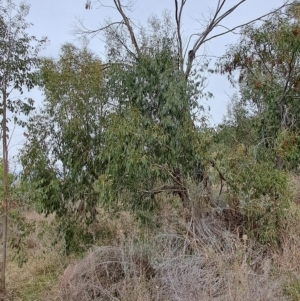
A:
20;44;107;252
220;3;300;169
82;0;291;80
209;4;300;244
0;0;46;293
97;39;207;210
77;0;292;209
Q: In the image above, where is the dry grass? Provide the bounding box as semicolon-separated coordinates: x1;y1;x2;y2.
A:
59;246;155;301
4;177;300;300
56;205;290;301
274;201;300;301
4;210;68;301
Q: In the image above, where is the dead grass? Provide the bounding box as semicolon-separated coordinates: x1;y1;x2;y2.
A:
274;201;300;301
57;207;290;301
4;176;300;300
59;246;155;301
4;210;68;301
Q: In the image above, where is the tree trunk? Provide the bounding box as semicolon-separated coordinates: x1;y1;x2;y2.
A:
172;168;190;209
1;89;8;297
276;105;286;171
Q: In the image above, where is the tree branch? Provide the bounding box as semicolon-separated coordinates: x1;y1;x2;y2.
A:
175;0;187;72
185;0;291;79
113;0;140;57
202;4;289;45
140;185;186;196
76;20;125;36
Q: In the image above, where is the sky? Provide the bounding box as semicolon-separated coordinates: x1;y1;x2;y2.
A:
7;0;288;163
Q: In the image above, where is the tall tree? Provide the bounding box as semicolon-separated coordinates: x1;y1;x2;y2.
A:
220;3;300;169
79;8;212;209
81;0;291;80
0;0;46;294
97;41;206;210
20;44;106;252
77;0;292;207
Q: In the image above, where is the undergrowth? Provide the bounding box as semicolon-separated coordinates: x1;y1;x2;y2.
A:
2;176;300;300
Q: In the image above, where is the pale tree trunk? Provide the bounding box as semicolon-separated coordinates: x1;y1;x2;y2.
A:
1;89;8;297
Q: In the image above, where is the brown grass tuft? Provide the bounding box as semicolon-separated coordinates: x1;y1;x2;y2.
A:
57;210;289;301
60;246;155;301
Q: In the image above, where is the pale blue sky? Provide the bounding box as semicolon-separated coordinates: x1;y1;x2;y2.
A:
9;0;288;162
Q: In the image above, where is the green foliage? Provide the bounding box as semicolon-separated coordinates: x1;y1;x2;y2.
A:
19;4;298;254
275;128;299;166
20;31;212;250
20;44;106;251
8;209;35;267
219;4;300;169
0;2;46;286
213;6;300;244
0;161;14;199
95;44;208;210
0;0;47;124
213;118;291;245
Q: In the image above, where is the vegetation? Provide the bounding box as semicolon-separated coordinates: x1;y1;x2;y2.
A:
220;5;300;170
0;0;46;295
1;0;300;300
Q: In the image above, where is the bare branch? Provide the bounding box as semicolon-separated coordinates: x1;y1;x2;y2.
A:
185;0;247;79
140;185;186;196
76;20;125;36
106;21;138;59
80;0;291;83
184;0;291;80
202;3;289;45
78;1;140;59
113;0;140;57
